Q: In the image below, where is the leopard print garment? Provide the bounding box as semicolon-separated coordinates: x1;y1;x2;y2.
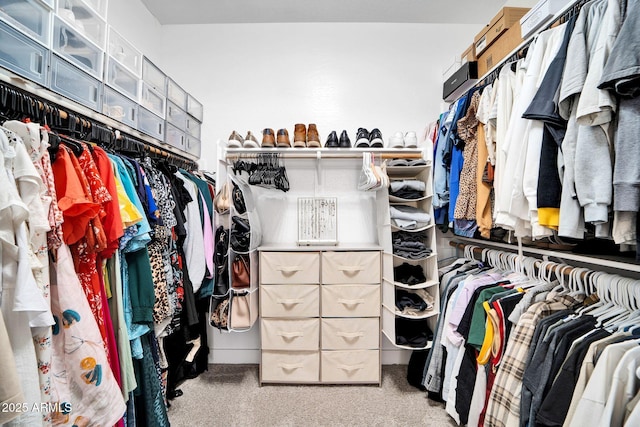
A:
454;91;481;221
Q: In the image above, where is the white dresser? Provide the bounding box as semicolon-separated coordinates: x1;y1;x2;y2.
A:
259;247;382;385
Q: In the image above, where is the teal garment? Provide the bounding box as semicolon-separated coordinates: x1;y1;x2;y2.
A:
133;333;169;427
467;286;511;350
126;248;155;325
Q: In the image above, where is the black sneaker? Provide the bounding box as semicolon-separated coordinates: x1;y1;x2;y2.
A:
355;128;370;147
325;130;339;148
369;128;383;147
339;130;351;148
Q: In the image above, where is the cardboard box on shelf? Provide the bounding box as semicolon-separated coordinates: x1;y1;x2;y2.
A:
474;7;530;55
477;20;524;76
461;44;476;64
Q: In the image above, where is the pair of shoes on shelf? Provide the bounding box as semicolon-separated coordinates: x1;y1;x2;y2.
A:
389;131;418;148
261;128;290;148
355;128;384;148
325;130;352;148
293;124;321;148
227;131;260;148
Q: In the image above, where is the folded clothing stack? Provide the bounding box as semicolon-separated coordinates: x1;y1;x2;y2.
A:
392;232;433;259
395;288;435;315
393;262;427;285
390;205;431;230
389;180;426;200
395;318;434;348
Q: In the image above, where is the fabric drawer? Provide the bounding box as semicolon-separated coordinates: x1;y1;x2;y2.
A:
261;285;319;318
321;318;379;350
261;351;319;383
321;285;380;318
260;252;320;284
322;251;380;284
320;350;379;383
261;318;319;350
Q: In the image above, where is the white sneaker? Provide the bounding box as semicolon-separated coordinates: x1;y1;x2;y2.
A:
227;131;243;148
389;132;404;148
404;131;418;148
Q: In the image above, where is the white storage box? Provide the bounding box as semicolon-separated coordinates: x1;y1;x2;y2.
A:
81;0;107;19
103;86;137;128
187;93;203;121
140;81;165;118
165;122;185;151
0;20;48;86
108;27;142;76
56;0;106;48
106;57;138;101
167;79;187;109
185;135;200;158
185;115;201;139
50;54;101;111
142;56;166;94
166;101;186;129
520;0;571;39
52;16;103;78
137;106;164;139
0;0;51;45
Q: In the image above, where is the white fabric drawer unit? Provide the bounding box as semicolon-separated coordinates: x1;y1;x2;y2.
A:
261;351;319;383
321;285;380;318
320;350;380;383
322;251;381;284
261;284;319;318
321;318;379;350
260;252;320;284
261;318;319;351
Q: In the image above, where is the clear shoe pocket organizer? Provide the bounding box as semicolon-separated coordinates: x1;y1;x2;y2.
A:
228;288;258;331
229;177;262;253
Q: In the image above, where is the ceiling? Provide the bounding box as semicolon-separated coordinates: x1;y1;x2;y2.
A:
140;0;508;25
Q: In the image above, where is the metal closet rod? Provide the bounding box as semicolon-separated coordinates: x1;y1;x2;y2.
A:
450;240;595;280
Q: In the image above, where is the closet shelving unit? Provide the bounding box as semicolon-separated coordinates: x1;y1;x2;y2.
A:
381;155;439;351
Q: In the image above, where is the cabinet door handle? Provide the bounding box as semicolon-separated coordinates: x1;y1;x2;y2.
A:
336;331;364;339
277;331;304;339
278;363;303;371
337;298;365;306
276;298;304;306
338;364;364;372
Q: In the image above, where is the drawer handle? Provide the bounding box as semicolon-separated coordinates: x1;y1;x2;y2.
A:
276;266;302;273
278;363;303;371
338;364;364;372
336;331;364;339
276;298;304;307
277;331;304;339
337;265;364;273
337;298;365;306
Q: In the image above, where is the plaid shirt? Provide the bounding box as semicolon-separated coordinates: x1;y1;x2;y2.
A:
485;293;582;427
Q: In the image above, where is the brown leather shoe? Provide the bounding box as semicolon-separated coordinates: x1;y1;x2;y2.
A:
262;128;275;147
293;123;306;148
307;124;321;148
277;128;291;147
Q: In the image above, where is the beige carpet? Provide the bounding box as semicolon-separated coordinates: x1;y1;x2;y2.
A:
167;364;456;426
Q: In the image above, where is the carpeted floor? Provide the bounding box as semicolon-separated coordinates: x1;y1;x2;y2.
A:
167;364;456;426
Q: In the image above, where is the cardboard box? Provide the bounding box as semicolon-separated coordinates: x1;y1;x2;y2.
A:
443;61;478;102
474;7;530;55
477;20;524;76
461;44;477;64
520;0;571;39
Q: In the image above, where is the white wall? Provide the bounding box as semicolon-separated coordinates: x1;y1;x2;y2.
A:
158;23;479;171
107;0;164;65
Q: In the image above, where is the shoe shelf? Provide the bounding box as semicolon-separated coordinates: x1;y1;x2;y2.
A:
381;153;439;351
